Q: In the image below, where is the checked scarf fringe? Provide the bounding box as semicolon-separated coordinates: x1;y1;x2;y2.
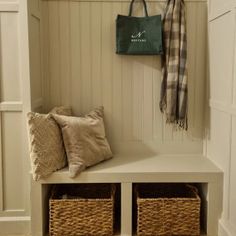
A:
160;0;188;130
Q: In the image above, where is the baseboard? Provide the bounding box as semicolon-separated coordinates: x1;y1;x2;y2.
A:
219;219;236;236
0;216;30;235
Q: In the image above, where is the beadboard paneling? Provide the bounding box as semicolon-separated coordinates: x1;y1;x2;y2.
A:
42;0;207;154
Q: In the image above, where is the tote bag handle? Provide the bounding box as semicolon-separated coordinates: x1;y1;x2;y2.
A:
128;0;149;17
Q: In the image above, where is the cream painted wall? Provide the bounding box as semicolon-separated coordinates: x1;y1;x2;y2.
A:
207;1;236;235
41;0;208;155
0;0;31;235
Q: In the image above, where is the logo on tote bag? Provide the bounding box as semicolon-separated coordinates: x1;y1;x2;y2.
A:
131;30;147;42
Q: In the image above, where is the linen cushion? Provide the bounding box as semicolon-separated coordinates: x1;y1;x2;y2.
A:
52;106;113;178
27;107;71;181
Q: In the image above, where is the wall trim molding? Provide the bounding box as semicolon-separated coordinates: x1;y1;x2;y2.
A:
0;216;30;235
0;2;19;12
0;101;23;112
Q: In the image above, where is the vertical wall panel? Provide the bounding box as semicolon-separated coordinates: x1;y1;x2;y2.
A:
230;115;236;226
233;12;236;107
42;0;50;112
42;0;207;154
191;3;207;136
112;2;122;141
132;57;144;141
143;57;153;140
101;2;113;139
0;13;21;102
29;15;42;103
207;5;236;232
80;2;92;114
152;57;163;141
91;2;102;109
0;0;31;233
48;1;61;107
0;114;2;211
69;1;81;115
59;1;71;106
0;8;26;214
207;109;231;219
209;12;235;105
122;56;133;141
2;112;24;210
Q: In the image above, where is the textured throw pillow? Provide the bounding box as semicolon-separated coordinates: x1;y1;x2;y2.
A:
52;106;113;178
27;107;72;181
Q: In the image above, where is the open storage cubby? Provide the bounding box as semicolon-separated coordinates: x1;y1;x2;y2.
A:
39;183;121;236
132;183;208;236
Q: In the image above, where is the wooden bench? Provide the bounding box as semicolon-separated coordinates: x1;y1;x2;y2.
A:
31;154;223;236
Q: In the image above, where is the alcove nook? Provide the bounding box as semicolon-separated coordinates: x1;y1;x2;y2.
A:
27;0;224;235
2;0;236;235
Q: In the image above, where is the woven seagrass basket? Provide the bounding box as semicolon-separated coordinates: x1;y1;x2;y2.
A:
49;183;115;236
136;183;201;236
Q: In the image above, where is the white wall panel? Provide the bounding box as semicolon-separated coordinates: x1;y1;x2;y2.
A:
29;16;42;103
42;0;207;154
0;0;31;233
209;12;235;105
233;13;236;107
207;109;231;219
0;13;21;102
1;112;24;211
0;0;31;234
208;6;236;236
229;115;236;226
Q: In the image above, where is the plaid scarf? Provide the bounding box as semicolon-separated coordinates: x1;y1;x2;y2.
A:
160;0;188;130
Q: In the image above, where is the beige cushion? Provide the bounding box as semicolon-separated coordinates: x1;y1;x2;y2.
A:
27;107;72;181
53;106;113;178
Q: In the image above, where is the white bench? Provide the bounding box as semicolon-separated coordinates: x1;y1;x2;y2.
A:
31;154;223;236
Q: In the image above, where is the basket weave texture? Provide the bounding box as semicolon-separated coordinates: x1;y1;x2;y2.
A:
136;184;201;236
49;184;115;236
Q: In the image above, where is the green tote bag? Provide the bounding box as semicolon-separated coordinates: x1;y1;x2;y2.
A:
116;0;163;55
